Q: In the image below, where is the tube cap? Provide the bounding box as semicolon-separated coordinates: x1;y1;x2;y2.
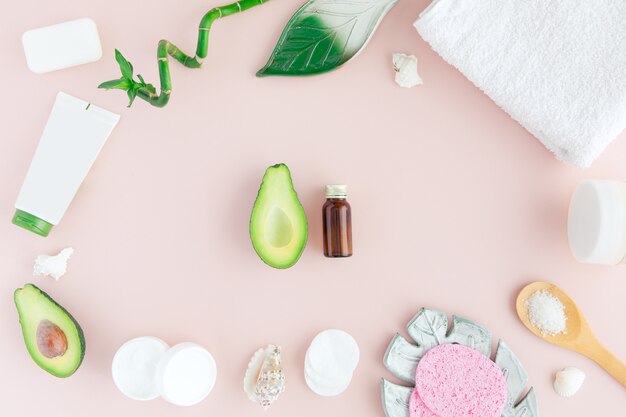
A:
12;209;53;237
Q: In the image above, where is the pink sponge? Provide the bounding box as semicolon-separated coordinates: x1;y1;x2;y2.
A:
409;388;439;417
415;344;507;417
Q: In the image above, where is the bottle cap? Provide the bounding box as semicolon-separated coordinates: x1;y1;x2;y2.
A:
12;209;53;237
325;185;347;198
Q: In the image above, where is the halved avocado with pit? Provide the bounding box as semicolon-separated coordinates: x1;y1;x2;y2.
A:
250;163;308;268
14;284;85;377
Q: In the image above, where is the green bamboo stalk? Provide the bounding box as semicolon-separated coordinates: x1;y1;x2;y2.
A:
99;0;270;108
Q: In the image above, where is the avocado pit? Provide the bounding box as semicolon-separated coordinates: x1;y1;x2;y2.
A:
265;207;293;248
37;319;68;358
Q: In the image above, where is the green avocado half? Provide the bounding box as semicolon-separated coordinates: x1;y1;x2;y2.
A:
14;284;85;378
250;163;308;269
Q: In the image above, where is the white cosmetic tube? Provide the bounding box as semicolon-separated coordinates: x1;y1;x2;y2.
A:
13;92;120;236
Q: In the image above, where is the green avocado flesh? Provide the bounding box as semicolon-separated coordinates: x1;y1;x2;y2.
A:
250;163;308;269
14;284;85;378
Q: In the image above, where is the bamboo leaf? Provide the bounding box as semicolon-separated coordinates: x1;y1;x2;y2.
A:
137;74;157;94
257;0;398;76
126;89;137;108
98;78;131;90
144;83;157;94
115;49;134;80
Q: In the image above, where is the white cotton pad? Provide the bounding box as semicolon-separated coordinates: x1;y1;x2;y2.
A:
155;343;217;406
304;349;352;390
22;18;102;74
305;354;353;396
304;329;359;396
305;366;352;397
112;337;169;401
307;329;360;380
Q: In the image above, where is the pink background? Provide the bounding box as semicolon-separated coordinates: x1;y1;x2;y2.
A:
1;0;624;415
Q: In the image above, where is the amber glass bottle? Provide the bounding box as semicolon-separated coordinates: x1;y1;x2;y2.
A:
323;185;352;257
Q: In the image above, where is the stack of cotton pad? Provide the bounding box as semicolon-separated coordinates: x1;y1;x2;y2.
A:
304;329;360;396
409;344;507;417
112;337;217;406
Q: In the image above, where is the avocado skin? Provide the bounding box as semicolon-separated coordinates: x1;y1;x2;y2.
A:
14;284;86;378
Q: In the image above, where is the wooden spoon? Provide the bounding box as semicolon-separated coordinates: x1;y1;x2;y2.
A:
516;281;626;387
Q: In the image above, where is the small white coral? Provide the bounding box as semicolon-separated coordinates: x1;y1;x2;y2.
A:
392;53;423;88
33;247;74;280
553;367;585;397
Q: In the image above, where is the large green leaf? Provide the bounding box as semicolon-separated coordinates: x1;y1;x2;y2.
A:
257;0;398;76
382;308;538;417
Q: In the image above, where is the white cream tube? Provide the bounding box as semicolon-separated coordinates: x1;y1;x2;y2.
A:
13;92;120;236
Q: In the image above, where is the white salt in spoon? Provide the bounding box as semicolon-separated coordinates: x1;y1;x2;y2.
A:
516;281;626;387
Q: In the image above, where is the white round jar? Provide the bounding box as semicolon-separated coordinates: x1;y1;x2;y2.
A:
568;180;626;265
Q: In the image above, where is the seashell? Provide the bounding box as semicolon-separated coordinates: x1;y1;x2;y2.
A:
392;53;423;88
244;345;285;409
553;367;585;397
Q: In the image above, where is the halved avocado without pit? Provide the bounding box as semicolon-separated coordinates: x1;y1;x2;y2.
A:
250;164;308;269
14;284;85;377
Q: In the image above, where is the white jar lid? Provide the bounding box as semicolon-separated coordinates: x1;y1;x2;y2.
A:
155;342;217;406
568;180;626;265
112;337;169;401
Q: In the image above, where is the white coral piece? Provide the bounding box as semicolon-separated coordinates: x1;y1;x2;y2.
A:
393;53;423;88
33;247;74;280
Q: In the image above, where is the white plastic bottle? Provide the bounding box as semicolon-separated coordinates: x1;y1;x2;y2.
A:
13;92;120;237
568;180;626;265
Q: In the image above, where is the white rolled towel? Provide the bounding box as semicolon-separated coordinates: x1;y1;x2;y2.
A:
415;0;626;168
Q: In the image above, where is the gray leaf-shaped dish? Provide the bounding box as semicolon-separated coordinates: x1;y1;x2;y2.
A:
381;307;538;417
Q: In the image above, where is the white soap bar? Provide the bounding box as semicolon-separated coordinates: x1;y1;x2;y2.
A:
22;18;102;73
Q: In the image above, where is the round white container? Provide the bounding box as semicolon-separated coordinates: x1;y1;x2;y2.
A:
112;336;169;401
155;342;217;406
568;180;626;265
112;338;217;406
